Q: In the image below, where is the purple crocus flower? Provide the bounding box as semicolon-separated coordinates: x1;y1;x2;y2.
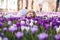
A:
13;24;17;27
38;33;48;40
9;17;15;21
3;28;7;31
26;16;32;19
1;33;4;37
0;17;4;22
30;25;38;34
55;34;60;40
15;32;24;39
22;17;26;21
2;37;8;40
57;17;60;21
37;20;43;25
0;22;4;27
51;20;58;27
33;25;38;28
54;26;58;29
16;22;21;27
43;23;50;30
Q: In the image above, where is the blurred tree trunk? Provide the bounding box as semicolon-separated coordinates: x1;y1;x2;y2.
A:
58;1;60;12
18;0;20;11
56;0;59;11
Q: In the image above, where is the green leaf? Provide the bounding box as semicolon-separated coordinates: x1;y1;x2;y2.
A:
5;31;17;40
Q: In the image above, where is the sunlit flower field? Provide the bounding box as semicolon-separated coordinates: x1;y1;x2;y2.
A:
0;16;60;40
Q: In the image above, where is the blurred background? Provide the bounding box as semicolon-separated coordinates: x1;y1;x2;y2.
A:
0;0;60;12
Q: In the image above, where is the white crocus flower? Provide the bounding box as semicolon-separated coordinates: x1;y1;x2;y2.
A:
13;24;17;27
50;22;52;26
31;19;34;23
10;26;14;28
21;26;26;31
35;21;37;23
9;25;17;31
30;22;33;27
9;24;17;30
8;21;11;25
0;37;2;40
30;19;34;26
56;26;60;33
21;21;25;24
21;26;30;32
33;25;38;28
25;27;30;32
56;28;60;33
9;26;14;29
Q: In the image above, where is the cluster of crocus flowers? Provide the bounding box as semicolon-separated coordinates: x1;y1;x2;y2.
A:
0;16;60;40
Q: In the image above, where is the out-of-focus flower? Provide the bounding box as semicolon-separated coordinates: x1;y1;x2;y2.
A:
8;25;17;32
50;22;52;26
7;21;12;25
12;24;17;27
38;33;48;40
54;26;58;29
10;17;15;21
56;28;59;33
43;23;50;30
21;26;30;31
21;20;25;25
2;37;8;40
31;19;34;23
3;28;7;31
52;20;57;27
55;34;60;40
1;33;4;37
0;37;2;40
56;18;60;23
22;17;26;21
25;27;30;32
35;21;37;23
26;16;31;19
0;17;4;22
21;26;25;31
29;22;33;27
56;26;60;33
26;19;31;24
30;26;38;34
33;25;38;28
15;32;24;39
16;22;21;27
37;20;43;25
0;22;4;27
